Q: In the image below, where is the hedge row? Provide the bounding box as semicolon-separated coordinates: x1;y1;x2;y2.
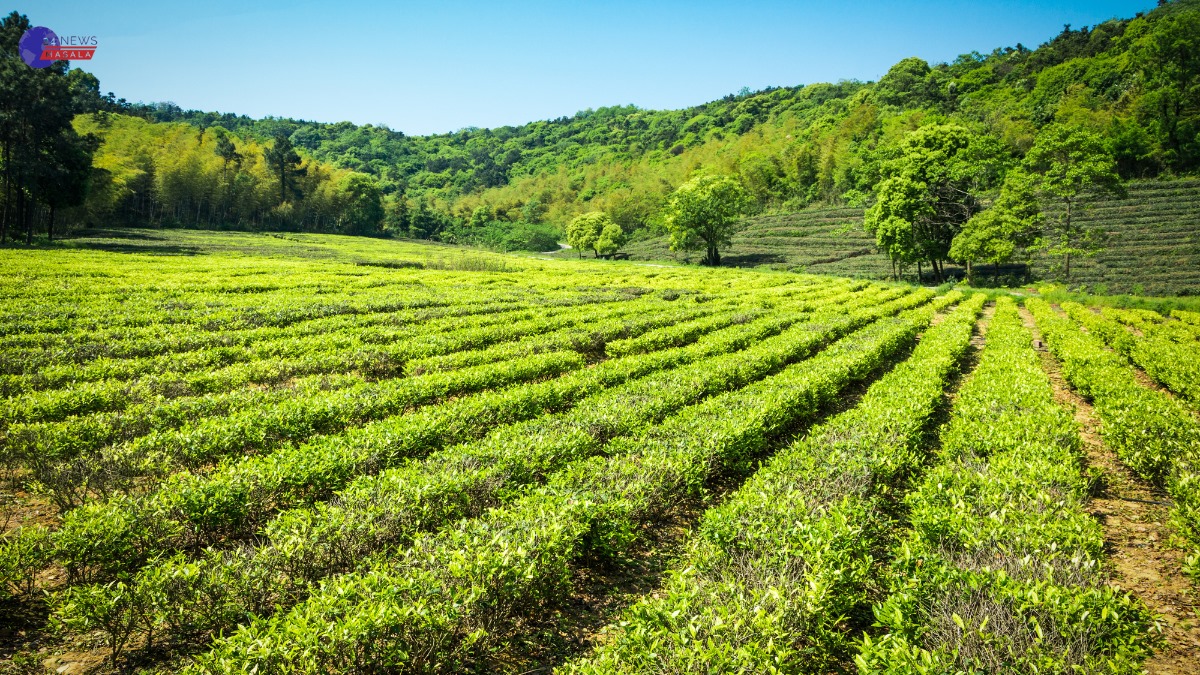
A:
52;286;931;653
559;293;984;673
858;298;1156;673
178;296;946;673
1030;297;1200;582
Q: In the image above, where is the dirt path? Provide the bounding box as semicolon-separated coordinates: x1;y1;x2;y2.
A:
1021;306;1200;673
970;302;993;350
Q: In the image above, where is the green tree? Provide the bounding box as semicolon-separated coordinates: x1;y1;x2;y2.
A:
0;11;96;243
874;57;950;109
408;198;449;239
214;133;240;173
737;151;786;209
383;193;410;235
263;130;305;206
65;68;105;114
1024;123;1123;280
336;173;384;235
37;130;98;240
864;124;1004;281
949;169;1043;282
594;221;626;257
468;205;492;228
520;198;546;223
213;131;241;220
566;211;612;258
866;175;928;280
1131;6;1200;171
663;174;749;266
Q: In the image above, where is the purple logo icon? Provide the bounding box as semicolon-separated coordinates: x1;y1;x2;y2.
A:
19;26;57;68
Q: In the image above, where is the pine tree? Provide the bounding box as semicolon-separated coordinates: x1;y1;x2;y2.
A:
263;130;305;206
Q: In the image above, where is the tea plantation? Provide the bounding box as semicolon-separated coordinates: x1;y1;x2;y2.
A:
0;231;1197;673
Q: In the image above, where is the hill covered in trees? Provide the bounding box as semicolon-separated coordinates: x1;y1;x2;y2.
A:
5;1;1200;273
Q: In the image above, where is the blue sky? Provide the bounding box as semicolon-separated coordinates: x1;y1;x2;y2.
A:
29;0;1155;136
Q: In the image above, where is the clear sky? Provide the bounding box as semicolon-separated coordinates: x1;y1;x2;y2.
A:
27;0;1156;136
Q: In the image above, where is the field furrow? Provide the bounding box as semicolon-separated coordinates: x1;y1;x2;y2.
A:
48;287;931;656
180;295;947;674
557;292;984;673
857;298;1156;672
1029;298;1200;585
40;284;900;588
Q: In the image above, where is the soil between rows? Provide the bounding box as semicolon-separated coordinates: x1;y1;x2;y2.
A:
1020;305;1200;673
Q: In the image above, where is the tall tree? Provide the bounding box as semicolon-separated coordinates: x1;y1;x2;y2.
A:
1132;6;1200;171
214;133;240;173
0;11;30;243
38;130;98;240
213;131;240;220
0;12;96;243
336;173;383;235
875;57;942;109
949;169;1043;282
1024;123;1123;280
663;174;749;266
408;198;448;239
864;124;1005;281
263;130;304;206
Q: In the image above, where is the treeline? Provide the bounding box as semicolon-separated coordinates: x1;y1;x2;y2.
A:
6;0;1200;248
114;0;1199;239
65;111;567;249
73;114;388;235
0;11;399;241
0;13;97;244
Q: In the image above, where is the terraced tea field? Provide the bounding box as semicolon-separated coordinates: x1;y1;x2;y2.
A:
1;231;1198;673
620;179;1200;296
1029;180;1200;296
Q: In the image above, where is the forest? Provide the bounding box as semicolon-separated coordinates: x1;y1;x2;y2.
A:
3;1;1200;263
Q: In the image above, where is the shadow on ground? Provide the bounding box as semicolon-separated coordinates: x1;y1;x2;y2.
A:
58;229;203;255
719;252;789;266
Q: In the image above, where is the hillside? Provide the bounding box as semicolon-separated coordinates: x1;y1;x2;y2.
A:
618;205;885;275
26;0;1199;243
6;1;1200;300
601;178;1200;295
1031;179;1200;295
